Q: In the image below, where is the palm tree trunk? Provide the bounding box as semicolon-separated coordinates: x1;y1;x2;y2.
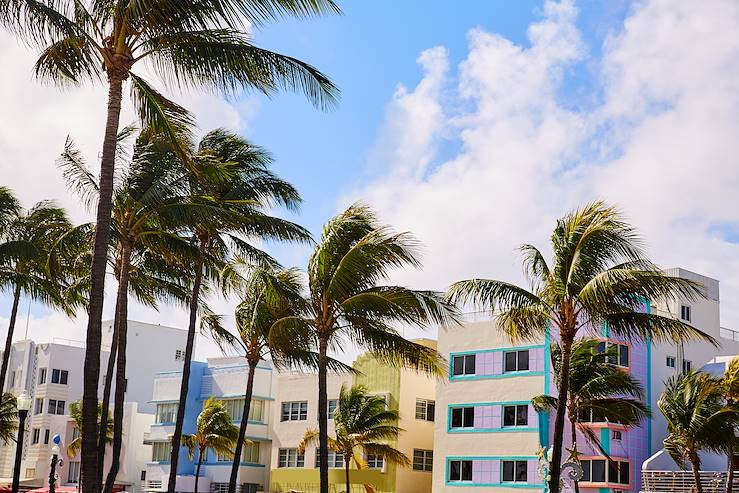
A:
228;360;257;493
97;306;120;487
317;337;329;493
344;456;351;493
194;451;203;493
549;336;573;493
690;454;704;493
103;243;132;493
167;257;204;493
82;73;125;493
0;284;21;392
728;445;735;493
570;419;580;493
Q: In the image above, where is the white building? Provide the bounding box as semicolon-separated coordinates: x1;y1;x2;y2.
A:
0;320;190;493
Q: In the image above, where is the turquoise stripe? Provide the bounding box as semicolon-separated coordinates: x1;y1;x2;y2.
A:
450;371;545;382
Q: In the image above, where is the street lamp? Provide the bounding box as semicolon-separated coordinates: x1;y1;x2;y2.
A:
49;435;62;493
11;390;32;493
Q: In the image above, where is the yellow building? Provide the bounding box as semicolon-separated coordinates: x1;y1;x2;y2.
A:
268;339;437;493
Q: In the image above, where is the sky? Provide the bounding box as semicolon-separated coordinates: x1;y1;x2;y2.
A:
1;0;739;363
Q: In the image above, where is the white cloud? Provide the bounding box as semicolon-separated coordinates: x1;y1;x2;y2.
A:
353;0;739;340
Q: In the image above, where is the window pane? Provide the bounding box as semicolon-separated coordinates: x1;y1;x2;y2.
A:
502;461;514;482
515;461;527;482
592;460;606;482
461;461;472;481
51;369;60;384
619;462;630;485
452;356;464;376
463;407;474;427
451;408;462;428
503;406;515;427
517;405;528;426
619;345;629;367
504;352;517;372
464;355;476;375
608;461;618;483
427;401;435;421
449;461;460;481
581;460;590;482
60;370;68;385
517;350;529;371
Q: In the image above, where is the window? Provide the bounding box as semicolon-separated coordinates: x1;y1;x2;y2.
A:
683;360;692;373
452;354;475;376
242;442;260;464
502;460;528;483
681;305;691;322
44;429;50;444
504;350;529;372
577;408;606;423
666;356;676;368
24;469;35;479
415;399;435;421
503;405;529;427
315;450;344;468
612;430;622;440
68;462;81;483
32;428;40;444
580;459;627;484
591;460;606;482
597;342;629;368
38;368;47;384
367;454;384;469
448;460;472;482
175;349;185;361
280;401;308;421
155;403;178;423
140;471;146;481
216;450;234;462
327;399;338;419
51;369;68;385
413;449;433;472
48;399;65;415
72;427;80;440
277;448;304;468
34;398;43;415
152;442;170;462
221;398;264;423
450;407;474;428
8;370;16;389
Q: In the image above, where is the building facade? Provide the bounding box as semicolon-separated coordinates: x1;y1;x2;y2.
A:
432;268;739;493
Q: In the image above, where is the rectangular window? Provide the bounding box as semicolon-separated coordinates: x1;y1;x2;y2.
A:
502;460;528;483
38;368;47;385
683;360;692;373
151;442;170;462
34;398;43;415
503;404;529;427
599;342;629;368
155;403;178;424
450;407;474;428
44;429;50;444
327;399;338;419
51;369;69;384
68;462;81;483
175;349;185;361
619;461;630;485
242;442;260;464
277;448;304;468
314;450;344;468
681;305;691;322
216;450;234;462
612;430;622;440
666;356;676;368
452;354;475;376
449;460;473;481
582;459;629;484
504;350;529;372
413;449;433;472
140;471;146;481
32;428;40;444
48;399;65;415
367;454;384;469
577;408;607;423
280;401;308;421
415;399;435;421
591;459;606;482
581;460;591;482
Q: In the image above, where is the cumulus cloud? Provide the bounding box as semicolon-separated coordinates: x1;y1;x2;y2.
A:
352;0;739;340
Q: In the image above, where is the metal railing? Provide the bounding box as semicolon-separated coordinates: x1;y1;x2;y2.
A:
642;470;739;493
721;327;739;343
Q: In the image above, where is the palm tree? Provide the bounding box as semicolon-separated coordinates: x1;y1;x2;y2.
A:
448;201;715;493
66;401;114;459
167;129;313;493
720;358;739;493
0;196;76;391
182;397;239;493
0;393;18;445
533;339;650;493
299;384;410;493
659;371;736;493
269;204;458;493
0;3;340;489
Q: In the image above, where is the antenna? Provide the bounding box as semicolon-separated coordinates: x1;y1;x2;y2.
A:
24;301;31;340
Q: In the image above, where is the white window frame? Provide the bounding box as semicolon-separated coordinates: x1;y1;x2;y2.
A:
415;398;435;421
277;448;304;468
280;401;308;421
412;449;433;472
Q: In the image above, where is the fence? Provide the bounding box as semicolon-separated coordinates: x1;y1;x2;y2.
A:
642;470;739;493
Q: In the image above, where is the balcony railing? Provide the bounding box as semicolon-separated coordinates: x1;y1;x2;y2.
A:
642;470;739;493
721;327;739;343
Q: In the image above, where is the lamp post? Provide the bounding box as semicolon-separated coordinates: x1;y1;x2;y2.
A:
11;390;32;493
49;434;62;493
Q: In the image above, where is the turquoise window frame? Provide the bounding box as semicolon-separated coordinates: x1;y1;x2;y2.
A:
444;456;545;488
447;401;538;434
449;345;546;382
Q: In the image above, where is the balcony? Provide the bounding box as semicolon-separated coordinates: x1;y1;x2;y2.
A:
642;470;739;493
720;327;739;343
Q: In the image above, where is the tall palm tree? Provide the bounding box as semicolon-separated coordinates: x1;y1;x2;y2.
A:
0;197;76;391
448;201;715;493
533;339;650;493
0;393;18;445
0;3;340;489
659;371;736;493
182;397;239;493
299;384;410;493
720;358;739;493
269;204;458;493
167;129;313;493
66;401;114;459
